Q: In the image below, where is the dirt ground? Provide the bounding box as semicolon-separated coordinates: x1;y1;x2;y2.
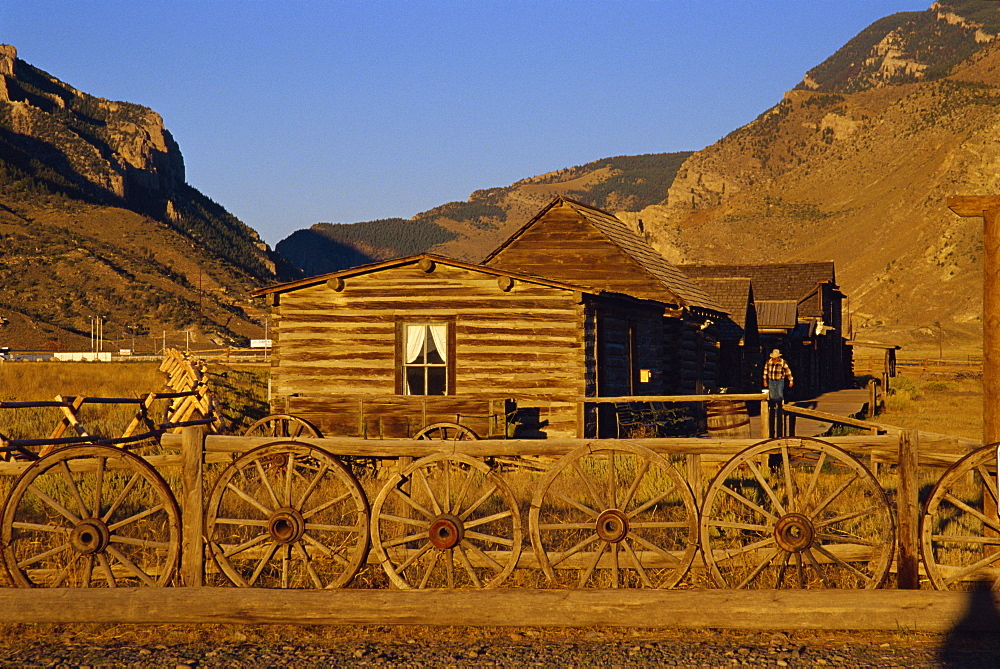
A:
0;623;996;667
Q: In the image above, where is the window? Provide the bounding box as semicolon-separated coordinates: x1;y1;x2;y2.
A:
401;323;449;395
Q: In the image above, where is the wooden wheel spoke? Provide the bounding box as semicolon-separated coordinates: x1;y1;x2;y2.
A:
80;554;94;588
572;460;605;509
629;530;681;565
283;453;296;508
92;456;106;518
814;505;880;530
107;503;166;532
57;460;90;518
782;446;796;512
101;472;142;523
97;553;117;588
224;482;272;517
942;492;1000;535
609;540;620;588
463;510;512;530
105;545;157;586
51;553;81;588
293;541;325;588
452;465;476;518
746;459;786;517
443;460;453;514
607;451;617;509
942;551;1000;587
248;542;281;586
110;535;173;550
464;530;514;548
382;530;431;549
301;533;352;568
418;549;440;588
461;539;504;572
296;463;330;509
795;551;806;589
281;543;292;589
931;533;1000;546
774;550;791;588
803;451;827;508
803;548;831;588
11;520;70;533
253;460;281;509
549;490;600;519
621;458;651;509
302;490;352;520
811;543;872;584
445;547;455;588
975;465;999;508
807;473;860;521
378;512;430;529
414;467;442;516
713;535;777;564
455;544;482;587
704;519;770;532
550;534;599;568
628;483;678;519
391;486;435;520
26;483;81;525
219;532;269;558
16;541;72;569
578;541;607;587
717;485;779;523
735;546;782;589
458;484;498;522
621;539;654;587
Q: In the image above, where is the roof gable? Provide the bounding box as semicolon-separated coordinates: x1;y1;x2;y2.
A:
484;198;719;311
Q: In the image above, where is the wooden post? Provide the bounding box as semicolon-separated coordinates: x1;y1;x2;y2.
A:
947;196;1000;449
897;429;920;589
686;454;702;504
760;399;770;439
867;379;876;419
181;425;206;587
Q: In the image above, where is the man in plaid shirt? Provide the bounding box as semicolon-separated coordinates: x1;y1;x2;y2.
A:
763;349;794;402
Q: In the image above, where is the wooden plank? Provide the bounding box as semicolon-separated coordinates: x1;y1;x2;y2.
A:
782;404;885;432
181;426;206;588
897;430;920;589
947;195;1000;217
0;588;991;631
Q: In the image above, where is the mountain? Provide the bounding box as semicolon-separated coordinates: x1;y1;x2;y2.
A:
0;45;295;351
275;152;691;275
276;0;1000;350
624;0;1000;348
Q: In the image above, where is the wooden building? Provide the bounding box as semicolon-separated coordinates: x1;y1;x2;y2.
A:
251;198;728;438
678;262;848;397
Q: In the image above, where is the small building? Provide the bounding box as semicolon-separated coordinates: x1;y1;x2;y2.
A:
251;198;728;438
678;262;848;397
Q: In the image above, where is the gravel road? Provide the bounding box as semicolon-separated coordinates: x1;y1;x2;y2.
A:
2;625;998;668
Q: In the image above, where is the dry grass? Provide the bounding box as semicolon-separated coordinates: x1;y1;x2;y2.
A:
879;374;984;443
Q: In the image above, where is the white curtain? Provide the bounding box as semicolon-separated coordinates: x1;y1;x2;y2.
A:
405;324;426;363
428;323;448;362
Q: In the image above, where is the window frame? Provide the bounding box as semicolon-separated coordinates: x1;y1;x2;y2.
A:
395;318;456;396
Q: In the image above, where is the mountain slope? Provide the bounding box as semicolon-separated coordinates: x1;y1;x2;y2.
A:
275;151;692;274
625;0;1000;347
0;45;294;351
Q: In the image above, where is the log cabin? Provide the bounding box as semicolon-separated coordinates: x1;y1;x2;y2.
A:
251;198;728;438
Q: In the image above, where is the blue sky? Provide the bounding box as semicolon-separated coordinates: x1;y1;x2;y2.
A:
3;1;927;245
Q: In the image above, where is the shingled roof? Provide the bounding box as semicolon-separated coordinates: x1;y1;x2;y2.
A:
678;262;836;302
484;198;720;312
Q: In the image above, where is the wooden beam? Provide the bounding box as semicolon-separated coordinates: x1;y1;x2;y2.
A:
180;426;206;587
897;430;920;589
0;588;993;631
781;405;886;433
947;195;1000;218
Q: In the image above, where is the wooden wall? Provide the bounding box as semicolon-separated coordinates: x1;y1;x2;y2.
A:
271;261;589;438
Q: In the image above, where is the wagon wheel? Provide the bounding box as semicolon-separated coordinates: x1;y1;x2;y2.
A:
1;444;181;587
370;452;521;588
414;422;480;441
529;441;699;588
205;442;369;589
243;414;322;439
921;445;1000;590
700;437;894;589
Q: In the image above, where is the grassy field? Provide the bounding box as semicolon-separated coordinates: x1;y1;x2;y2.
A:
878;373;984;443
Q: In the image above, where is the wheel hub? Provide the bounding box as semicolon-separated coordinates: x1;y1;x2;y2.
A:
71;518;110;555
428;514;464;549
268;507;306;544
595;509;630;543
774;513;814;553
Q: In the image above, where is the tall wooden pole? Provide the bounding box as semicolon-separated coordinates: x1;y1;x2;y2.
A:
947;196;1000;448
